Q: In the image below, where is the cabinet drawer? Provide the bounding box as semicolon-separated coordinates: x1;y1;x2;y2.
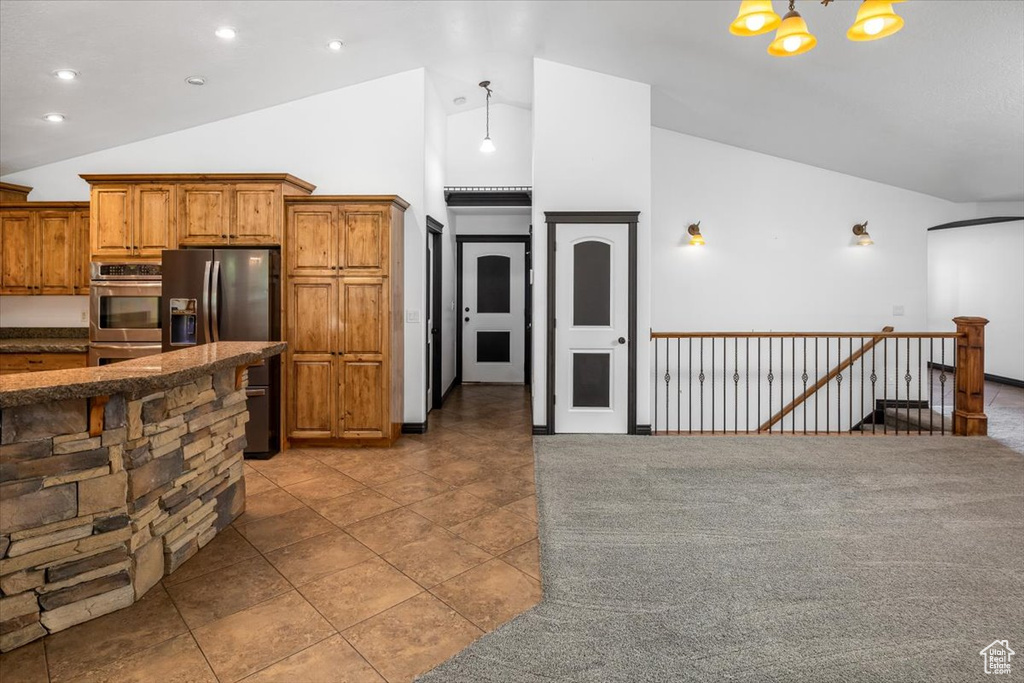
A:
0;353;88;374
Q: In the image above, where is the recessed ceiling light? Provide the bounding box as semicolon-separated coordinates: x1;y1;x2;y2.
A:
43;113;66;123
185;76;206;86
215;26;237;40
453;96;467;106
52;69;79;81
327;39;344;51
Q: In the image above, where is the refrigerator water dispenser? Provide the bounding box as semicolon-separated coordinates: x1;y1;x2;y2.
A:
169;298;197;346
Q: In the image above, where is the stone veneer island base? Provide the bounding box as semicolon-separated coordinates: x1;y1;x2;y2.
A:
0;341;285;651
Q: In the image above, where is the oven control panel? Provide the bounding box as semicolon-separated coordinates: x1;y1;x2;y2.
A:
91;262;162;280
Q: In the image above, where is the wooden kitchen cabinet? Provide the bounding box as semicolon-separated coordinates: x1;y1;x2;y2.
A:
0;203;90;295
0;352;88;375
283;196;406;446
0;181;32;203
82;174;315;253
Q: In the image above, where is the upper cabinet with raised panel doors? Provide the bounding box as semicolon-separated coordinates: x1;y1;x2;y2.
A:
81;174;315;258
0;202;90;295
283;196;407;446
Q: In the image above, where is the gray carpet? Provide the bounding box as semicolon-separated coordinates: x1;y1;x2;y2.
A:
988;406;1024;454
420;436;1024;682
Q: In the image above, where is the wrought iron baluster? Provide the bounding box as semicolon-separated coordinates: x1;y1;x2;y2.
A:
654;339;659;434
688;339;693;435
883;338;888;435
757;338;762;433
699;338;705;434
836;342;843;434
894;337;899;436
871;343;877;435
859;337;865;435
815;337;819;434
677;339;681;435
905;338;913;435
929;338;934;435
711;338;716;433
921;339;929;436
940;340;946;435
733;338;739;434
746;338;750;434
802;339;808;435
849;338;853;433
825;337;830;433
664;339;670;434
767;338;774;433
779;337;784;434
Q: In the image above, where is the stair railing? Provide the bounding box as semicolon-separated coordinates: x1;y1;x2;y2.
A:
650;317;988;436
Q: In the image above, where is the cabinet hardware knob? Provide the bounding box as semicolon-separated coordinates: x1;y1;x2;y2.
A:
618;337;627;345
221;234;228;238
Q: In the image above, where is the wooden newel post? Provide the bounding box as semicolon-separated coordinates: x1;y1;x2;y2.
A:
952;316;989;436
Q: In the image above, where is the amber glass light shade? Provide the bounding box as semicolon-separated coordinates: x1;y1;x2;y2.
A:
767;10;817;57
847;1;904;42
729;0;782;36
687;224;706;246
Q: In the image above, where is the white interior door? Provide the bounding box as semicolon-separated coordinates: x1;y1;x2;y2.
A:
462;242;525;383
554;224;629;433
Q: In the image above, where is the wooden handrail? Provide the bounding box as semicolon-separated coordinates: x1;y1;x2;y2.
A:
757;326;894;433
651;331;961;339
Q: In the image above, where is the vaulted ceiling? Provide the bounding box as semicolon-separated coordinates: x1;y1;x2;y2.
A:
2;1;1021;202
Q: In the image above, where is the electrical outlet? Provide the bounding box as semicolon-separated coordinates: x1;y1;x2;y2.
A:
80;310;88;323
406;310;421;323
893;304;905;317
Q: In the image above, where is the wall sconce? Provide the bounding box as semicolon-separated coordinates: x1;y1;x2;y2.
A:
852;222;873;246
687;222;706;246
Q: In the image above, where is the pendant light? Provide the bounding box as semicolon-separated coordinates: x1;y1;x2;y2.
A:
768;1;817;56
729;0;782;36
847;1;905;41
479;81;495;153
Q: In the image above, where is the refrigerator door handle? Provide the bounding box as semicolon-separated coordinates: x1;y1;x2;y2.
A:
201;260;213;343
211;260;221;343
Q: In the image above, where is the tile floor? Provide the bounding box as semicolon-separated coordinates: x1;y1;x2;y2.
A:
0;385;540;683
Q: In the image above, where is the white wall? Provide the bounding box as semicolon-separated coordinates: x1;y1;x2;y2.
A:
0;296;88;328
446;104;532;188
424;75;457;405
451;210;531;236
532;59;652;429
651;128;971;334
1;69;430;423
928;220;1024;381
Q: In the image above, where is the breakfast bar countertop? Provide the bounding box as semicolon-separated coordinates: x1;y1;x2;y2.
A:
0;341;286;408
0;327;90;353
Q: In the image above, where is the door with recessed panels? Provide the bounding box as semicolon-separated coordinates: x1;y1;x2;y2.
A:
462;242;526;383
554;224;630;433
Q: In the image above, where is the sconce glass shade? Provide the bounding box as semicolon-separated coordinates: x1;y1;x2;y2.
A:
690;233;706;246
729;0;782;36
847;1;904;41
768;11;817;56
856;232;874;246
480;136;496;153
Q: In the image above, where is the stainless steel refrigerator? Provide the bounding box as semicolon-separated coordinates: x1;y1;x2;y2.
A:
161;249;281;458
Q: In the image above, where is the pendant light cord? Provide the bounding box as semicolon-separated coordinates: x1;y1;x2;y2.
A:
480;81;493;138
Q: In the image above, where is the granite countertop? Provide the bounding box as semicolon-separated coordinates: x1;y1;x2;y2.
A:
0;327;90;353
0;341;286;408
0;338;91;353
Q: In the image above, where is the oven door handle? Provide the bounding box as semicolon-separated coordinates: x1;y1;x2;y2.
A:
211;260;221;343
202;260;213;343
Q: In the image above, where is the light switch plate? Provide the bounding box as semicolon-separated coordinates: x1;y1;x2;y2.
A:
406;310;421;323
893;304;905;316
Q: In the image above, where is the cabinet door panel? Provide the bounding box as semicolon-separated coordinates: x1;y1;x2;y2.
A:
178;185;231;245
38;212;74;294
341;208;385;272
287;278;336;354
339;360;385;438
91;186;131;257
0;212;35;294
74;211;90;294
134;185;176;257
286;205;336;276
340;279;384;355
233;184;281;245
288;355;335;439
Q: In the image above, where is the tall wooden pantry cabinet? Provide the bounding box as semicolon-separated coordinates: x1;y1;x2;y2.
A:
283;196;406;446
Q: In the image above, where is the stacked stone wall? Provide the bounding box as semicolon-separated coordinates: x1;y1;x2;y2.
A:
0;368;249;651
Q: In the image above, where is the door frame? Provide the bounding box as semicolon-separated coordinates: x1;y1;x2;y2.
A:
426;216;444;411
545;211;639;435
456;234;532;387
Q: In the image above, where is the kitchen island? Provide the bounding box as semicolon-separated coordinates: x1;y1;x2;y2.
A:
0;341;285;652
